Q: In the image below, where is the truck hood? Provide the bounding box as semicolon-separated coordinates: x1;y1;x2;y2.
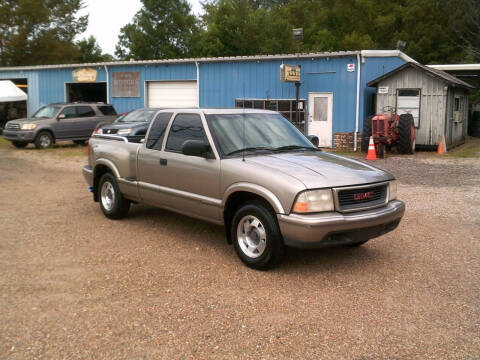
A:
6;117;49;124
246;150;394;188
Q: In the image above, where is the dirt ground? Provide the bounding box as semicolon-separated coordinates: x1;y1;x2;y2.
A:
0;140;479;359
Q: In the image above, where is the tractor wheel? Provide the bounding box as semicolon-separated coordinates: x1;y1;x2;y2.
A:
398;114;415;154
361;116;373;153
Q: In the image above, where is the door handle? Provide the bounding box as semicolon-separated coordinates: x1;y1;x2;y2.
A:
159;158;167;166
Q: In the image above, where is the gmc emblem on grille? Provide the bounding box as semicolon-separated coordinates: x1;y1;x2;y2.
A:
354;191;374;201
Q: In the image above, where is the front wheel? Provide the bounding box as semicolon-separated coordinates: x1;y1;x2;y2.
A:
231;201;284;270
34;131;53;149
98;173;130;219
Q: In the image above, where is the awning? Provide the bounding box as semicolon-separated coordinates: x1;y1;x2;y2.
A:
0;80;27;102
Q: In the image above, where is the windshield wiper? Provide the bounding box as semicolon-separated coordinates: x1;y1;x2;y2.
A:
274;145;316;151
225;146;276;156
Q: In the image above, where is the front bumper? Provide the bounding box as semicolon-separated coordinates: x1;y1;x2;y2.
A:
277;200;405;248
82;165;94;187
2;130;36;142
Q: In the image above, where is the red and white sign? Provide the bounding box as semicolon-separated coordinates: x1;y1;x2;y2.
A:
347;63;355;72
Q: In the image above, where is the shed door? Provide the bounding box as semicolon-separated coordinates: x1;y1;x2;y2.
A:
147;81;198;107
308;93;333;148
397;89;420;127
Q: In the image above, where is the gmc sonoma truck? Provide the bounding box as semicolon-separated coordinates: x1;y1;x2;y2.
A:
83;108;405;270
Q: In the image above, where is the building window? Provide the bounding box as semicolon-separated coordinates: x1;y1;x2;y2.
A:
235;99;306;132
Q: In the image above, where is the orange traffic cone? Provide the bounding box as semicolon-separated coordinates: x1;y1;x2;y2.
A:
437;134;447;155
366;136;377;160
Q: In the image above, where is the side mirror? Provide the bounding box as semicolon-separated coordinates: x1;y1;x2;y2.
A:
58;114;66;120
182;140;212;158
307;135;319;147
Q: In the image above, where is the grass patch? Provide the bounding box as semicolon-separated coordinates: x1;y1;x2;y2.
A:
0;136;12;149
447;138;480;158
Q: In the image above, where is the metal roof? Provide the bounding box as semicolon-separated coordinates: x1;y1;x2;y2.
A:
367;62;474;89
0;50;414;72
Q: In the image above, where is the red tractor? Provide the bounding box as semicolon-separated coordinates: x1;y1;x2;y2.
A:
362;106;416;157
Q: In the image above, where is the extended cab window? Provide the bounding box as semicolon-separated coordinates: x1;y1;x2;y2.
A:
146;112;173;150
59;106;77;119
166;114;207;152
77;106;95;118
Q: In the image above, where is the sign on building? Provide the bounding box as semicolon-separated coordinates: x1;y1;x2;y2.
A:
347;63;355;72
112;72;140;97
73;68;97;83
280;64;301;82
378;86;389;94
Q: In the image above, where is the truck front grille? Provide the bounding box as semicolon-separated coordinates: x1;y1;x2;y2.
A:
6;123;20;130
335;183;388;212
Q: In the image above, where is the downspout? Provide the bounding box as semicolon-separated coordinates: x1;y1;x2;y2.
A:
354;53;361;151
104;65;109;104
195;61;200;107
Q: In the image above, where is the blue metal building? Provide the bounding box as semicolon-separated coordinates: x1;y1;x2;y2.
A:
0;50;414;149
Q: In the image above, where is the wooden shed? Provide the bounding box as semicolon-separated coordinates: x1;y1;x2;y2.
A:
367;62;473;149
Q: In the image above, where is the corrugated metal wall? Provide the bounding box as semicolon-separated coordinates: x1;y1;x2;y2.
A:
360;56;406;129
0;54;407;145
0;70;39;117
375;67;451;146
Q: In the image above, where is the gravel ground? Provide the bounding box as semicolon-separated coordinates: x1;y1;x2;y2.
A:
0;143;479;359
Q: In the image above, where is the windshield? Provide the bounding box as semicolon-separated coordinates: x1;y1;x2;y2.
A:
115;110;157;123
206;113;315;157
33;105;61;118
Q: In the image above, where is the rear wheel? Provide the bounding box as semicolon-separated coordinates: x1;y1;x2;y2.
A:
361;116;373;153
34;131;53;149
12;141;28;148
98;172;130;219
398;114;415;154
231;201;284;270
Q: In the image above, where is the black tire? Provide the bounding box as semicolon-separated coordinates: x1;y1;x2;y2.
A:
231;201;284;270
73;140;87;145
12;141;28;148
398;114;415;154
98;172;130;219
34;131;53;149
361;116;373;153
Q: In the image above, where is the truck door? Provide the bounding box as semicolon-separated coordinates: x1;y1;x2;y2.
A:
137;112;221;222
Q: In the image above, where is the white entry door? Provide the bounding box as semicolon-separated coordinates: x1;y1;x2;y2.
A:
308;93;333;147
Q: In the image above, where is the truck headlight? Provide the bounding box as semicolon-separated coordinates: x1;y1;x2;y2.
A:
293;189;334;213
117;128;132;135
388;180;397;201
20;123;36;130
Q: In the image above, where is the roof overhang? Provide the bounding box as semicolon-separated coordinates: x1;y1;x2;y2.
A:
0;80;27;102
0;50;417;72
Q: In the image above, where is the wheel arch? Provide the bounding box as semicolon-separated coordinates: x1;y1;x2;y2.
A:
222;183;284;244
92;159;121;202
35;128;56;143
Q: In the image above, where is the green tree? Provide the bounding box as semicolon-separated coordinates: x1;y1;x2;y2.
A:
75;36;114;63
115;0;199;60
0;0;88;66
198;0;294;57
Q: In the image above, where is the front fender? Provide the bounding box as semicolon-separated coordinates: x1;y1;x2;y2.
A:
223;182;285;214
